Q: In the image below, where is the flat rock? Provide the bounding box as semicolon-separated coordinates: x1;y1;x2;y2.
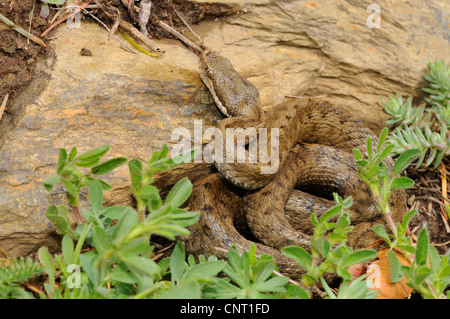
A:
0;0;449;256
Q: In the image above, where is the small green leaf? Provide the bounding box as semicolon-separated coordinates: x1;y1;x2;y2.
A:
75;145;110;167
310;213;319;227
125;256;159;277
99;206;132;219
136;185;160;203
38;247;56;295
88;179;103;212
387;250;404;283
43;175;61;192
416;228;429;266
92;226;110;251
170;241;186;283
159;143;170;160
320;205;342;224
377;127;389;153
128;159;143;188
45;205;70;235
285;284;310;299
79;251;101;286
112;208;139;242
367;137;373;157
373;224;391;246
353;148;363;161
428;244;441;274
373;144;395;167
165;178;192;208
390;176;415;190
401;209;418;233
109;267;138;284
61;178;79;198
342;249;377;267
157;281;202;299
61;235;74;264
414;265;432;286
68;147;77;161
91;157;127;175
393;149;422;176
182;261;227;282
57;148;67;174
281;246;312;270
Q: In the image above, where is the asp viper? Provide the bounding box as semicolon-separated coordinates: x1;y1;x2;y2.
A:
181;51;407;278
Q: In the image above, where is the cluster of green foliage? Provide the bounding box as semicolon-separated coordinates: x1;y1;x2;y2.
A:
382;60;450;168
353;128;450;298
281;194;379;299
0;145;304;299
0;143;379;299
2;132;449;299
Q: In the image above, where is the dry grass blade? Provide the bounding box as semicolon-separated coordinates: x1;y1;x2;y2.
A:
172;7;204;47
109;6;121;39
0;13;46;46
119;30;160;57
119;20;163;54
158;21;203;53
83;9;137;54
0;93;9;122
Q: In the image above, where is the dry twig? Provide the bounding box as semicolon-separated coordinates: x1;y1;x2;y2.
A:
119;19;163;54
0;94;9;122
172;6;203;47
158;21;203;53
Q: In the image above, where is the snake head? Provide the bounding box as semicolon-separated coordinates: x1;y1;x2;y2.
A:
199;51;262;119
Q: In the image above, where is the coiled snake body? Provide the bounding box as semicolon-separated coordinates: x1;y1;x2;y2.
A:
183;52;407;278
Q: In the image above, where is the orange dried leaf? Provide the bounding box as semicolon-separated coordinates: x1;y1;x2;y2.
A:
366;248;413;299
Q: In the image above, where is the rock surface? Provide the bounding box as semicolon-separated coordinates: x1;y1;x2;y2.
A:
0;0;449;256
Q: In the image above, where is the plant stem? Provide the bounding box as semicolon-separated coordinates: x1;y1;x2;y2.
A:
71;223;91;265
137;199;146;223
385;212;398;238
72;205;84;224
133;281;169;299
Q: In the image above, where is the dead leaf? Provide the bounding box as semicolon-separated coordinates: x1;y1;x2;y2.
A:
366;248;413;299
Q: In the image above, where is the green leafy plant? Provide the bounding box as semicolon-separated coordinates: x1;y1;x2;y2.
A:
422;60;450;108
29;140;448;299
37;144;293;299
43;145;127;224
320;274;379;299
353;127;420;236
281;194;377;298
399;228;450;299
127;143;198;222
37;144;206;298
353;128;450;299
382;60;450;168
204;243;295;299
0;256;44;299
153;242;227;299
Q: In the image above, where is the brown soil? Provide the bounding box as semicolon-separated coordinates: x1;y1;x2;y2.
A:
0;0;51;100
407;160;450;255
0;0;234;102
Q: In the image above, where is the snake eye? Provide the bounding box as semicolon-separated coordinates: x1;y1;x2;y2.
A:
207;68;213;76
